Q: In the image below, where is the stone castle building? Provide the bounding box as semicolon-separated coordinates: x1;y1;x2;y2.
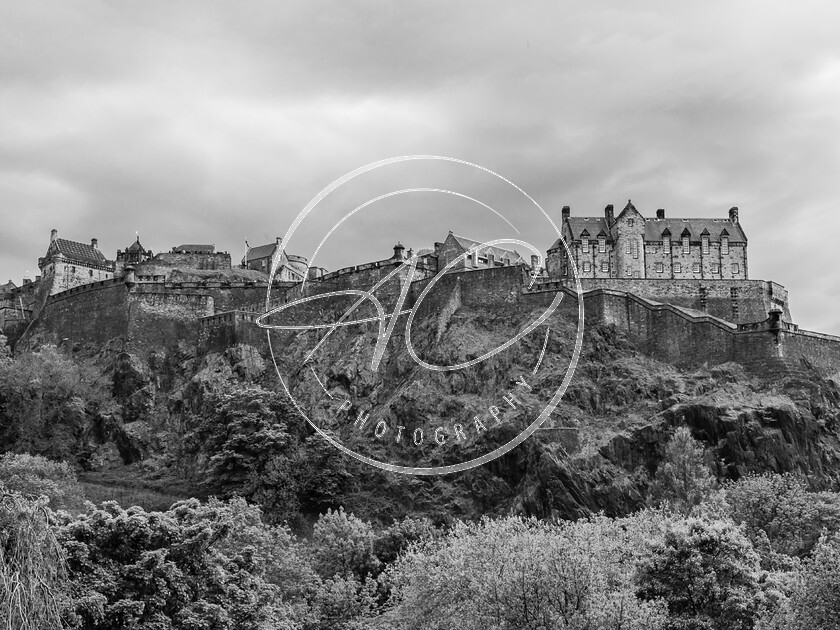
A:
436;231;526;271
241;237;313;282
38;229;116;295
547;201;748;281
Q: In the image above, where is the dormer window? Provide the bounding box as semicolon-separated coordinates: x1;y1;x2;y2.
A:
598;236;606;253
682;236;690;254
582;239;589;253
701;236;709;255
721;236;729;255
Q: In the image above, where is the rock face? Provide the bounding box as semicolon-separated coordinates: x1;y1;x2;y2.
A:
73;298;840;524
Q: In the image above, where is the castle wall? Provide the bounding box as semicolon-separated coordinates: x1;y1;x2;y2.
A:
550;278;789;325
128;288;214;349
150;252;232;271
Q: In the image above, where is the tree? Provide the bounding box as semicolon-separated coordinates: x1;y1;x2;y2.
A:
649;427;716;515
309;507;381;581
384;514;670;630
635;517;766;630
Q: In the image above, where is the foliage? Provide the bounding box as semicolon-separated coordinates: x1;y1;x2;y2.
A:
372;515;439;568
758;533;840;630
184;385;301;522
0;345;114;461
310;507;381;581
0;491;69;630
0;452;84;510
54;498;293;629
726;473;840;558
648;427;716;516
635;517;766;630
384;513;670;630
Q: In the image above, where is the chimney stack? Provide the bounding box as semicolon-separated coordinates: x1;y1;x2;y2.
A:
276;236;282;245
605;204;614;224
91;238;98;249
656;208;665;219
434;242;442;256
561;205;570;221
530;255;540;270
729;207;739;224
50;229;57;242
393;242;405;260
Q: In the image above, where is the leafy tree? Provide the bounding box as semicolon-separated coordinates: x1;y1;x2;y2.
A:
726;473;840;558
184;386;301;523
0;345;114;461
54;498;291;629
635;517;766;630
0;491;69;630
0;452;84;510
649;427;716;515
384;514;670;630
758;533;840;630
309;507;381;581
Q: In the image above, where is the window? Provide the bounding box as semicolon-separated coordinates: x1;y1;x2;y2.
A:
582;240;589;253
701;236;709;255
582;261;591;273
655;262;664;273
478;256;488;265
598;237;606;253
647;245;658;254
625;242;631;254
600;260;608;273
562;265;568;276
721;236;729;254
663;235;670;248
633;241;639;259
731;263;740;274
692;262;701;273
628;219;634;227
711;263;720;274
674;262;682;274
89;270;93;277
632;270;640;278
682;237;690;254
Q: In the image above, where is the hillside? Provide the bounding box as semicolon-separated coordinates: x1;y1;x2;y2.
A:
4;281;839;529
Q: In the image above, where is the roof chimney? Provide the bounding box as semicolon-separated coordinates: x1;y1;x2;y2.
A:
729;206;739;224
656;208;665;219
605;204;614;224
91;238;98;249
50;229;57;242
393;242;405;260
276;236;282;245
561;205;570;221
530;254;540;270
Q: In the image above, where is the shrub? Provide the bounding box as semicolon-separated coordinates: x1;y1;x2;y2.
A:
0;452;84;510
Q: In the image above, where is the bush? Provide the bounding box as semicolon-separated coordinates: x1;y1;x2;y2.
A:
0;452;83;510
54;498;293;629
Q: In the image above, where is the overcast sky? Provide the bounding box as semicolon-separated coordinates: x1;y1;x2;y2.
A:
2;1;840;332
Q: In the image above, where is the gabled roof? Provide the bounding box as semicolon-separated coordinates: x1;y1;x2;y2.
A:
172;244;215;253
549;217;610;250
450;234;524;262
643;219;746;243
125;238;148;254
48;238;108;265
245;243;277;262
1;280;16;294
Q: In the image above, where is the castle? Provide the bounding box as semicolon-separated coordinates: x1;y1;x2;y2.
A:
2;204;840;379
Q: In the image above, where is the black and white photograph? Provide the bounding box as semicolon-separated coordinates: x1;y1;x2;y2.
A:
2;2;840;629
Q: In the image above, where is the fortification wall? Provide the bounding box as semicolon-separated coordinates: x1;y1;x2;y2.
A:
540;278;791;324
21;279;129;348
151;252;232;271
128;288;214;349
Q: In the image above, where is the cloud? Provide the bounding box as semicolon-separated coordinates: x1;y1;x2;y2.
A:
1;1;839;332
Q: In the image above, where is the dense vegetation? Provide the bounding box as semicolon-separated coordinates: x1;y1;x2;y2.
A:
3;335;840;628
